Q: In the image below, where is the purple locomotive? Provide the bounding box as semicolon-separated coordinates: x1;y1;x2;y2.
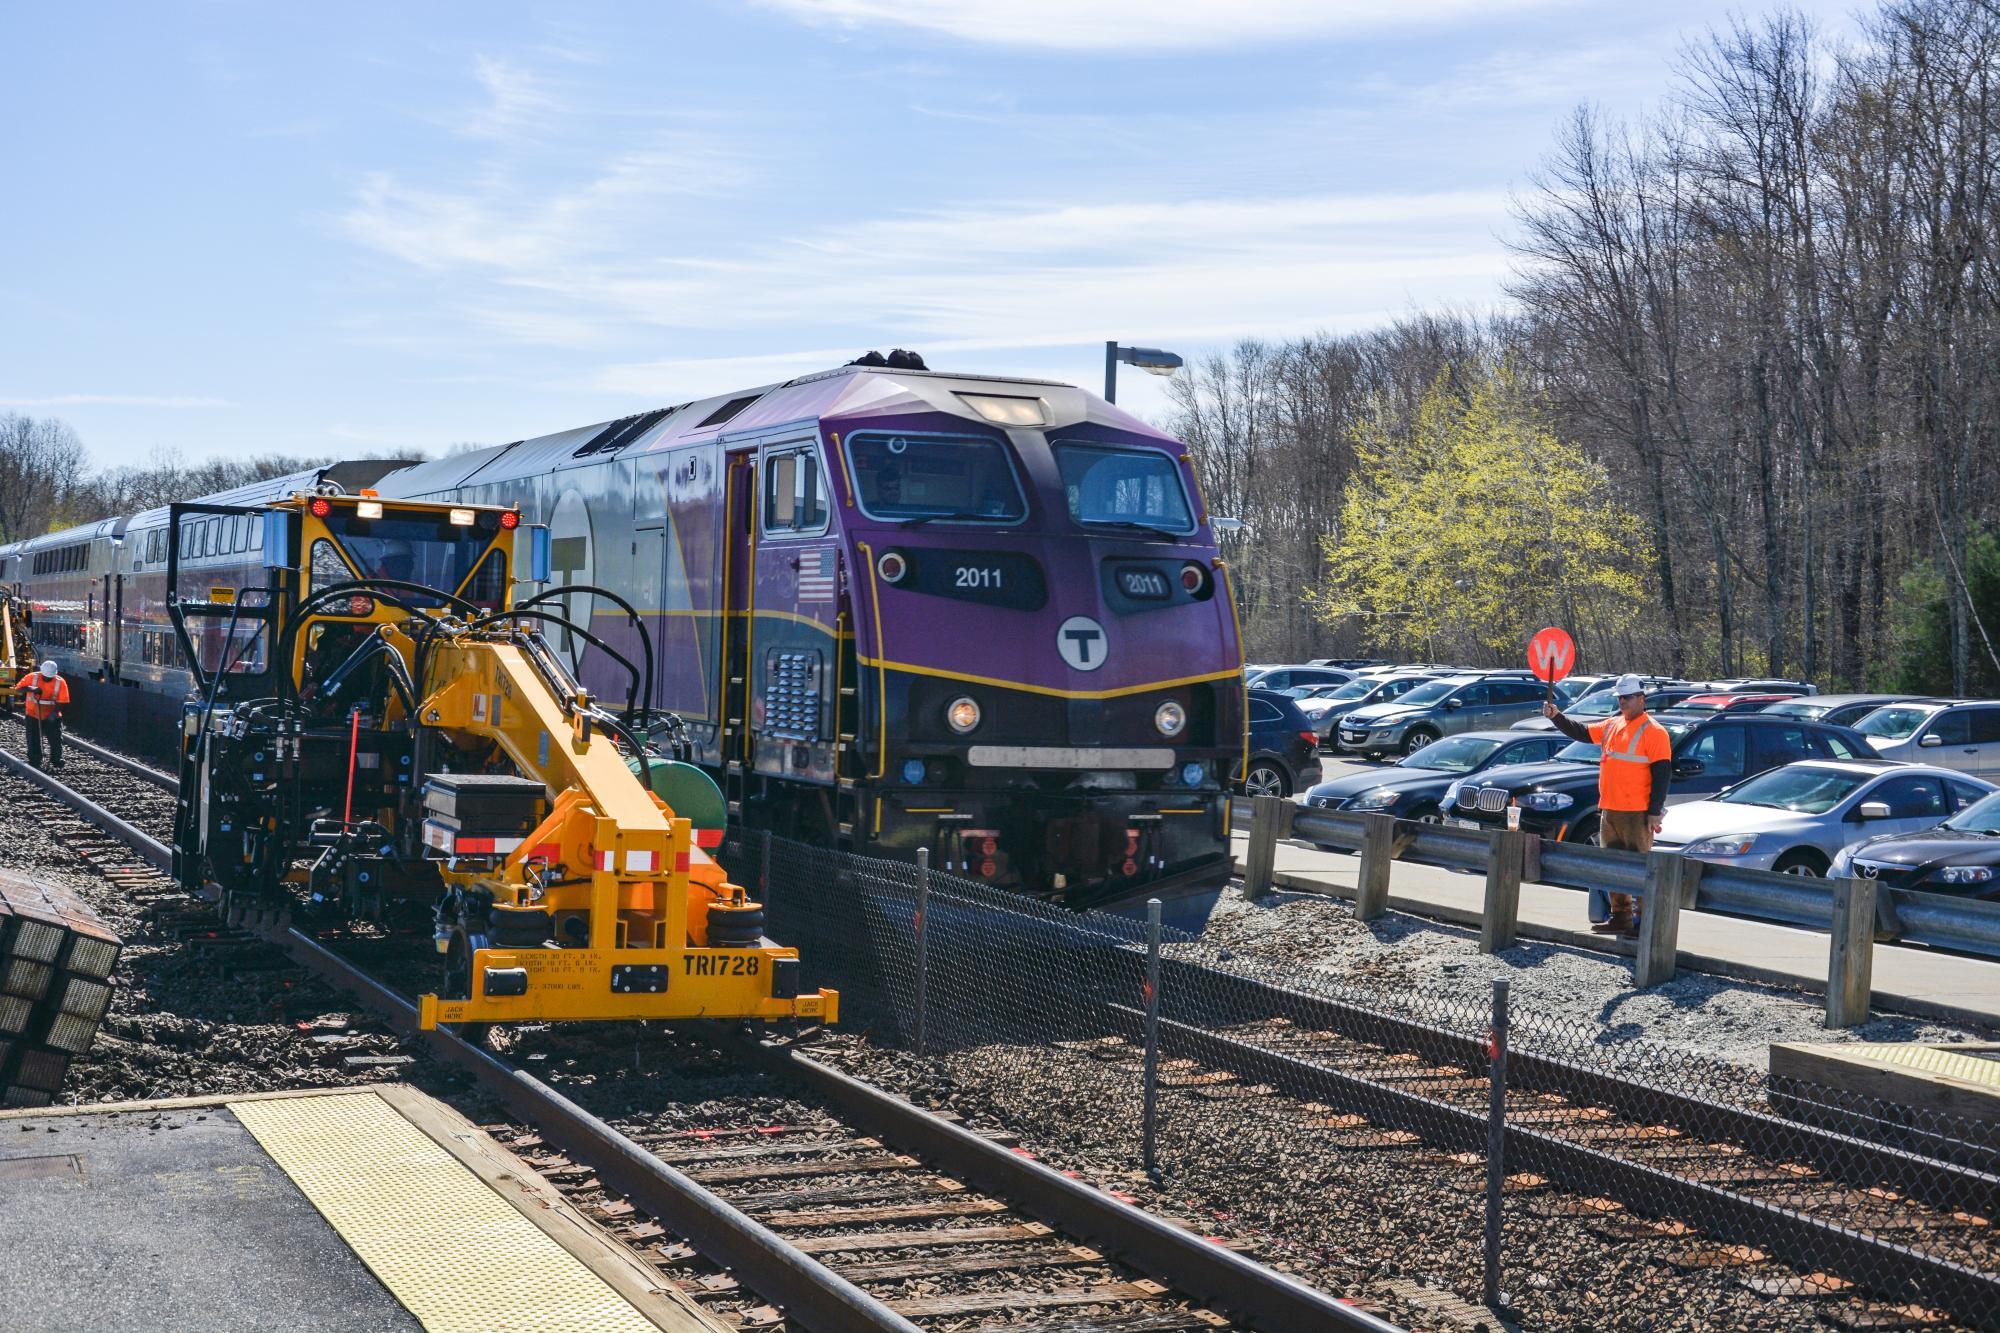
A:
4;359;1245;927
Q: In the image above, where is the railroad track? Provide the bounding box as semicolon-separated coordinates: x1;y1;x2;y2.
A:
0;739;1402;1333
1081;975;2000;1330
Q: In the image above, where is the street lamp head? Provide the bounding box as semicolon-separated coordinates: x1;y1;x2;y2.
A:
1119;346;1183;376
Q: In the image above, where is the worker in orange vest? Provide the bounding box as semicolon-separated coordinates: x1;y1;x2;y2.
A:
1542;673;1670;936
13;661;69;771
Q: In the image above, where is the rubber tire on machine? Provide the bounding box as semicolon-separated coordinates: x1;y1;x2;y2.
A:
1242;762;1289;798
1773;849;1828;877
1402;728;1438;757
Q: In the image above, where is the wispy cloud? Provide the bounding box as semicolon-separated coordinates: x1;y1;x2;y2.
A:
756;0;1569;51
456;54;567;141
0;393;234;409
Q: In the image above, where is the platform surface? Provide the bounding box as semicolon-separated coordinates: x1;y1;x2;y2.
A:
0;1086;717;1333
1233;831;2000;1027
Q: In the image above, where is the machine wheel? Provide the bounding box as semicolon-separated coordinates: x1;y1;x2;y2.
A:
1242;761;1289;798
1773;849;1828;877
441;928;490;1002
1402;728;1438;757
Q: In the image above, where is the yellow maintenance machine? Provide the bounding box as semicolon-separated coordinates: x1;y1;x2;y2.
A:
0;589;32;716
166;488;835;1031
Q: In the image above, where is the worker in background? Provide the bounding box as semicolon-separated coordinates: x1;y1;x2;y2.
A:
14;660;70;771
1542;673;1670;936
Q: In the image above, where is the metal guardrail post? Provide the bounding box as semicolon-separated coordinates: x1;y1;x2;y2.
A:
1243;794;1289;899
1356;813;1393;921
1142;897;1162;1180
914;846;930;1056
1480;829;1527;953
1634;852;1695;988
1483;978;1509;1310
1826;875;1875;1029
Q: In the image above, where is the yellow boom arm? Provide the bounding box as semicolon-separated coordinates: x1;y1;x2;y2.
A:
413;632;836;1029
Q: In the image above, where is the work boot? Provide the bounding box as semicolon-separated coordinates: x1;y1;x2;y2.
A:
1616;914;1641;939
1594;913;1635;935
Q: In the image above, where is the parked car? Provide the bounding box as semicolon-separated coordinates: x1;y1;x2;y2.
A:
1336;673;1550;759
1831;788;2000;899
1511;682;1704;731
1554;673;1620;705
1761;693;1916;728
1302;730;1572;828
1310;658;1390;670
1297;671;1445;745
1660;692;1796;716
1703;678;1818;696
1236;688;1324;797
1444;714;1876;843
1247;665;1355;692
1655;761;1994;876
1852;699;2000;777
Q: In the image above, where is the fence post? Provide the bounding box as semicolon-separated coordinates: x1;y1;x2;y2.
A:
1142;897;1162;1180
1355;814;1393;921
1483;978;1510;1311
1633;853;1694;989
1243;794;1289;899
1480;829;1527;953
1826;875;1876;1029
914;847;930;1056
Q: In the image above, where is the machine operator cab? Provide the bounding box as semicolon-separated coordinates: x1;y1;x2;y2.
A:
165;487;835;1032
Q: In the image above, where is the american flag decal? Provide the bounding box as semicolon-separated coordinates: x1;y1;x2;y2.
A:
797;547;837;602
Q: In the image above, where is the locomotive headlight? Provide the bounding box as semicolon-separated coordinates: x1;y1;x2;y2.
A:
946;696;981;734
1181;761;1206;786
1154;700;1187;737
901;759;927;784
878;551;908;584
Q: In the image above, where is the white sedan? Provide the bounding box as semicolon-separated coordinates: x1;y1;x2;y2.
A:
1653;760;1994;876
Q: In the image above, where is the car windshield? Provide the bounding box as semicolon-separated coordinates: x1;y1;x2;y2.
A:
845;433;1026;523
1326;679;1375;701
1402;736;1502;773
1764;699;1824;718
1556;741;1601;763
1944;792;2000;835
1053;443;1194;533
1856;705;1935;740
316;512;504;610
1673;701;1723;715
1394;679;1460;707
1718;767;1868;814
1570;692;1620;718
1555;678;1600;704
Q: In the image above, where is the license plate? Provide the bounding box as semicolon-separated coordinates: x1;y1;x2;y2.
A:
1448;817;1481;830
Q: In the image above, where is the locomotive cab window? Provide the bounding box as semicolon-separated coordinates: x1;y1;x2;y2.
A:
762;447;828;535
843;433;1026;525
1054;443;1194;535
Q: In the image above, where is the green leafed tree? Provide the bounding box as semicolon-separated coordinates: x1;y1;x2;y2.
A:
1309;364;1652;665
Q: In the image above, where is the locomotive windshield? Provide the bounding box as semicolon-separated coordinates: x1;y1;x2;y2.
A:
845;433;1025;524
1054;443;1194;534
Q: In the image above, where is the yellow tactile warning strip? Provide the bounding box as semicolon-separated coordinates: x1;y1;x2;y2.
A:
229;1091;662;1333
1841;1043;2000;1088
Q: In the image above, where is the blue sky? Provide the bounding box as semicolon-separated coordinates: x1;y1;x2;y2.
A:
1;0;1862;471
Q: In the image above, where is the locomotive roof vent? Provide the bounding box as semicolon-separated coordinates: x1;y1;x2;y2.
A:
695;394;761;429
571;406;678;459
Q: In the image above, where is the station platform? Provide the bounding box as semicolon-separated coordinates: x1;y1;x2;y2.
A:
1232;831;2000;1029
0;1085;721;1333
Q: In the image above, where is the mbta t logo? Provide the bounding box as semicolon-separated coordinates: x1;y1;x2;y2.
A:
1057;616;1108;672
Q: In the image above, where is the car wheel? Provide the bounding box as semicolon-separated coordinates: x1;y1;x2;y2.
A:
1402;728;1438;757
1412;803;1443;825
1242;762;1290;798
1773;849;1828;877
1569;813;1600;845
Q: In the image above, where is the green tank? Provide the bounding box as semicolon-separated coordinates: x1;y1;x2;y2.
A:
626;756;728;841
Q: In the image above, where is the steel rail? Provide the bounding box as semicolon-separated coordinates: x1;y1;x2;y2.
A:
748;1036;1404;1333
1110;1004;2000;1325
64;732;179;792
3;751;919;1333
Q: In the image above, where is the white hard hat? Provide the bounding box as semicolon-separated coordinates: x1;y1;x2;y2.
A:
39;661;56;678
1613;673;1645;697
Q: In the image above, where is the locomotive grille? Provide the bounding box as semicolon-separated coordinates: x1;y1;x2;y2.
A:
764;650;823;741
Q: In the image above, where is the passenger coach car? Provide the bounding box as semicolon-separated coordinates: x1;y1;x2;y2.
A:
0;364;1244;928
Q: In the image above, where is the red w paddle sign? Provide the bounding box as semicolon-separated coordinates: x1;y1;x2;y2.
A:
1527;626;1575;683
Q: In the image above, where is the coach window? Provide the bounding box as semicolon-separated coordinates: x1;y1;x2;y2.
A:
762;446;828;536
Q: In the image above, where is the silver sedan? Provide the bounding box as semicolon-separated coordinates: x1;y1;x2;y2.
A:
1654;760;1995;876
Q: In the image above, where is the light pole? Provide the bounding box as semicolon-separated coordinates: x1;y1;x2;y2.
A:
1104;342;1183;404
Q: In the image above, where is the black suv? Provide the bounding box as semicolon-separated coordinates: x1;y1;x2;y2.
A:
1236;688;1324;797
1444;713;1874;842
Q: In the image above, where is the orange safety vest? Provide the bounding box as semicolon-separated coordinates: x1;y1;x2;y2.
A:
14;673;69;720
1588;711;1669;812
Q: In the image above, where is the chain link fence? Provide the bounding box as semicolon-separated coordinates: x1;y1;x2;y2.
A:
728;830;2000;1325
